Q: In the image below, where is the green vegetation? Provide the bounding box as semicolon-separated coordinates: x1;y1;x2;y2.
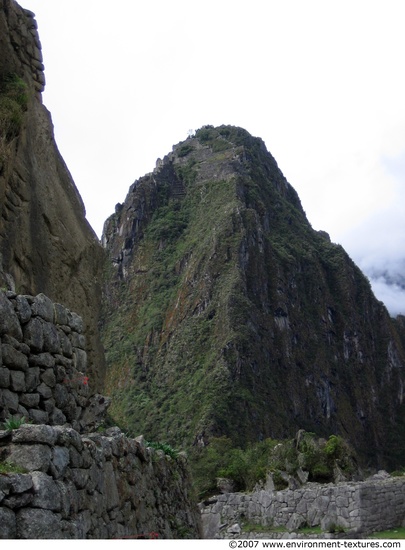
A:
177;143;194;157
241;521;286;534
146;441;179;460
0;461;28;474
189;432;357;498
0;73;28;170
369;527;405;539
102;123;404;472
3;415;29;430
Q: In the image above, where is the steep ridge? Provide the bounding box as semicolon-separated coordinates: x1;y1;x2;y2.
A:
0;0;105;389
102;125;405;468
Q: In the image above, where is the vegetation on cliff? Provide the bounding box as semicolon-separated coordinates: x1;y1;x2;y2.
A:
101;125;405;469
191;431;358;498
0;72;28;173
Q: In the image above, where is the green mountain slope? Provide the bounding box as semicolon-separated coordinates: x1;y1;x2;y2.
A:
101;125;405;467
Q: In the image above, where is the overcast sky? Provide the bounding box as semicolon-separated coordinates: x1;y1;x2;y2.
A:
26;0;405;316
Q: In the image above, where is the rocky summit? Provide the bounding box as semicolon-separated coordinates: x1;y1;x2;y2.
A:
1;0;405;539
102;125;405;468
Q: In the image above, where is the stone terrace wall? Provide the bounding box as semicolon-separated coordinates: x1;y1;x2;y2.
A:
200;476;405;538
0;290;202;539
0;424;202;539
0;290;108;432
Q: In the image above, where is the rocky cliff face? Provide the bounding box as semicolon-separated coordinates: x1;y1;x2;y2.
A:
0;0;105;389
102;125;405;468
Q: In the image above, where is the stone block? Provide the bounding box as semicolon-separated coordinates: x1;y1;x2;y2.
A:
31;293;54;322
3;491;33;509
25;366;40;391
53;382;69;408
16;508;63;539
59;330;73;357
105;461;120;510
50;446;70;479
50;407;67;425
70;332;86;350
68;311;83;333
287;513;306;531
6;443;51;471
0;366;10;388
54;303;69;326
0;507;16;538
9;473;33;493
69;446;83;468
15;295;32;324
73;348;87;372
31;471;62;511
0;291;23;341
0;388;19;412
64;394;81;421
42;321;61;353
19;392;40;408
41;368;56;387
12;424;57;445
29;352;55;368
2;344;28;371
2;335;30;355
28;409;49;424
58;358;74;375
54;425;83;451
10;370;26;392
23;317;44;352
71;468;90;489
37;382;52;399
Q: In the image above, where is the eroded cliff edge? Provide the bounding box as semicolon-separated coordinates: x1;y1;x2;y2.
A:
0;0;105;389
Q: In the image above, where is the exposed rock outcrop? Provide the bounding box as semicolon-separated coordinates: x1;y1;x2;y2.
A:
0;0;105;390
102;125;405;468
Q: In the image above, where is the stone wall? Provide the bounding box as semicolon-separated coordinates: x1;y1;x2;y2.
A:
0;0;45;94
0;290;107;432
0;289;202;539
200;475;405;538
0;424;201;539
0;0;107;392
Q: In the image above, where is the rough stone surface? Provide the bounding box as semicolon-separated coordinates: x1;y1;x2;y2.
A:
0;425;202;539
0;0;106;391
0;290;105;432
200;476;405;538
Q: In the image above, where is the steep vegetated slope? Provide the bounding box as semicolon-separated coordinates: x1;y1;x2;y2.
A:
102;125;405;468
0;0;105;389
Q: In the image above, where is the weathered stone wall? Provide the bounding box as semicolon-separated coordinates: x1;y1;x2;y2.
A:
0;424;202;539
0;0;106;391
0;0;45;94
0;290;107;432
200;475;405;538
0;289;202;539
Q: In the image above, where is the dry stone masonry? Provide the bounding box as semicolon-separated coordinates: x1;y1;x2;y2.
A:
0;290;107;432
200;474;405;538
0;1;45;93
0;289;202;539
0;425;201;539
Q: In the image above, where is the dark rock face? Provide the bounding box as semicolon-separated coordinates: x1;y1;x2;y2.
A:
0;0;105;389
102;125;405;468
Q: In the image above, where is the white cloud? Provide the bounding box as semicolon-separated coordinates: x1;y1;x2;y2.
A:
25;0;405;315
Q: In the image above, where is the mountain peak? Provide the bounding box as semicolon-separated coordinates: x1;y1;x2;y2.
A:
101;126;405;468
